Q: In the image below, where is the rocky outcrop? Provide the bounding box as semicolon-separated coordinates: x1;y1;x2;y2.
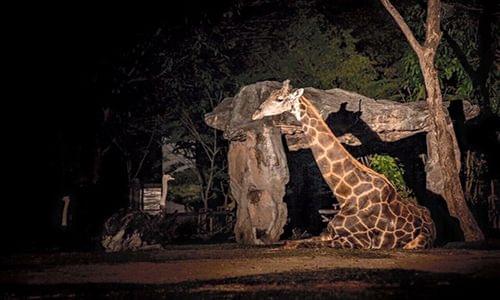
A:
229;128;289;244
209;83;290;245
101;209;178;252
205;81;479;245
206;81;479;147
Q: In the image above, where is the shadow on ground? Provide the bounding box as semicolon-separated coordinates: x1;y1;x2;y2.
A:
0;244;394;272
2;267;499;299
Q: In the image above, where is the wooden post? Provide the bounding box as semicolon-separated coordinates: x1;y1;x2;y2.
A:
61;196;70;227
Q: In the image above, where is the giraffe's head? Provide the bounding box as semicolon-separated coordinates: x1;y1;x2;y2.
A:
252;80;304;121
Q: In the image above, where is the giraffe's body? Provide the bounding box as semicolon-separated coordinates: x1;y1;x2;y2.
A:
252;81;436;249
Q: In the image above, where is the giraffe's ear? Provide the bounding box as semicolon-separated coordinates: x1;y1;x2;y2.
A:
290;88;304;100
281;79;291;93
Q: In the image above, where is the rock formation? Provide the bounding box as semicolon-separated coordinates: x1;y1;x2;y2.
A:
205;81;479;245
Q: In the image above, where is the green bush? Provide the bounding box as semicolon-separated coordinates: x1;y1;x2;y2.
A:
369;154;413;200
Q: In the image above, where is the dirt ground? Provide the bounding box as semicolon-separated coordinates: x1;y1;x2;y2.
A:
2;243;500;299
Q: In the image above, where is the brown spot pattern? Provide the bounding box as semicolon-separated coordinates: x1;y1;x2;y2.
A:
294;96;435;250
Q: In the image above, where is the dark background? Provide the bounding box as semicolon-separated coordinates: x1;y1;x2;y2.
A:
5;0;498;252
8;1;246;251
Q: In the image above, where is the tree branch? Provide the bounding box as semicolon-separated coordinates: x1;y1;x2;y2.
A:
443;2;484;13
132;124;157;180
441;29;477;80
424;0;443;50
379;0;423;56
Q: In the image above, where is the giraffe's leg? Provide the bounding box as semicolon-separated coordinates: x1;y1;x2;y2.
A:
283;234;333;249
403;232;431;250
403;212;436;250
330;234;367;249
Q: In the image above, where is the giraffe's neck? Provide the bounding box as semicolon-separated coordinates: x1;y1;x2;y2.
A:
297;96;362;205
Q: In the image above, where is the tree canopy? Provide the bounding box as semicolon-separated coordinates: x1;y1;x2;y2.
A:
62;0;499;209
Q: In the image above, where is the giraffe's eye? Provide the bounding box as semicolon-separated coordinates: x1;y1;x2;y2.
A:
276;97;284;102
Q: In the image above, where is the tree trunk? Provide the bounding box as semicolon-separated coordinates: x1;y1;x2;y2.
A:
380;0;484;241
421;58;484;241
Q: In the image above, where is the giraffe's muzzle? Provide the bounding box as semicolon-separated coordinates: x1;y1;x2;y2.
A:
252;108;264;120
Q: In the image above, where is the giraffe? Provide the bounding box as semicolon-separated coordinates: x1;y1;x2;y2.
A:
252;80;436;249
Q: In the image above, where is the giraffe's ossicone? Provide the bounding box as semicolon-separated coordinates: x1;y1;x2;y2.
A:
252;80;436;249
